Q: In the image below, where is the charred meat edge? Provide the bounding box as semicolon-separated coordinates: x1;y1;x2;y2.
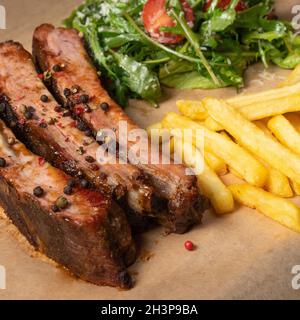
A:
32;24;207;234
0;40;155;218
0;120;136;289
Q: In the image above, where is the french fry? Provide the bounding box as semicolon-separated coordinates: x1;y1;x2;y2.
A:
177;100;207;120
236;93;300;121
219;132;242;177
266;168;294;198
229;184;300;233
204;151;228;176
278;64;300;87
227;82;300;107
173;139;234;214
204;117;223;132
267;115;300;156
204;98;300;185
181;93;300;125
249;121;293;197
177;82;300;124
161;112;268;187
222;127;293;197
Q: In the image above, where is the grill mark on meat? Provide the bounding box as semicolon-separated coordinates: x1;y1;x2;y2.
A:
32;24;207;233
0;120;136;288
0;40;155;218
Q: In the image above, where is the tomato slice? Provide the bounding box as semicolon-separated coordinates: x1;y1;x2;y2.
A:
204;0;247;12
142;0;194;44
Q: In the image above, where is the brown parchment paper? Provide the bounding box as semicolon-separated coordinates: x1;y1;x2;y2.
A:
0;0;300;300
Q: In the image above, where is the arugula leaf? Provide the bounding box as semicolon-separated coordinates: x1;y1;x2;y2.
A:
111;51;161;105
161;71;221;89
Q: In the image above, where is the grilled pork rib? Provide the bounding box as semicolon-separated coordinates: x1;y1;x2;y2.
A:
0;41;154;216
0;120;136;288
33;24;206;234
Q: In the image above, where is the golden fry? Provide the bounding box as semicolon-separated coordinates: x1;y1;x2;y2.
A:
229;184;300;233
204;98;300;185
227;82;300;107
204;151;228;175
266;168;294;198
177;100;207;120
161;112;268;187
236;93;300;121
267;115;300;156
204;117;223;132
222;125;292;197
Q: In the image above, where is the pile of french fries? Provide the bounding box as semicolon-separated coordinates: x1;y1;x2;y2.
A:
148;65;300;233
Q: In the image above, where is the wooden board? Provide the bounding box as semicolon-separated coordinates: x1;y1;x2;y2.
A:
0;0;300;300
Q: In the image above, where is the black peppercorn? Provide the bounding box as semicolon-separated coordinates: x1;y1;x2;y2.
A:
51;204;60;212
33;186;44;197
63;185;73;195
63;88;71;97
24;110;33;120
56;196;69;209
79;94;89;104
67;179;76;188
100;102;109;111
80;179;90;189
85;155;95;163
40;95;49;103
52;64;61;72
0;157;6;167
27;106;35;113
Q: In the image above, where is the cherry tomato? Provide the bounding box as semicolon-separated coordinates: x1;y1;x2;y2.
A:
142;0;194;44
203;0;247;12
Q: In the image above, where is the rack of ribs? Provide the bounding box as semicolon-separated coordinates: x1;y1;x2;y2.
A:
0;120;136;289
32;24;207;234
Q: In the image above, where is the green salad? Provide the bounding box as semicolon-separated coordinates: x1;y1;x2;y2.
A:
65;0;300;107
